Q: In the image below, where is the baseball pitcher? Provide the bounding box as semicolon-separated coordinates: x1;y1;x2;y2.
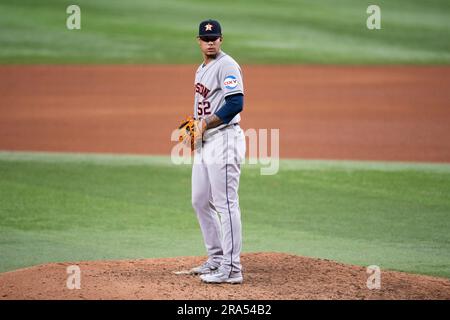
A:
178;19;246;284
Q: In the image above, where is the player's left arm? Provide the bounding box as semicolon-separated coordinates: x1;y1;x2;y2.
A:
203;62;244;130
204;93;243;129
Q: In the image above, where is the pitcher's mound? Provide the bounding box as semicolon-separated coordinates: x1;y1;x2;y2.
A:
1;253;449;300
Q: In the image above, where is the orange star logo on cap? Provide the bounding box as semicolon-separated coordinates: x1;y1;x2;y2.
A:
205;23;213;31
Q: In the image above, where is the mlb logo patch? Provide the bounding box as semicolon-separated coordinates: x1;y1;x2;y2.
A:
224;75;238;90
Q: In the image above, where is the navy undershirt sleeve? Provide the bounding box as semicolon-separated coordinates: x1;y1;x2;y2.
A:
215;93;244;124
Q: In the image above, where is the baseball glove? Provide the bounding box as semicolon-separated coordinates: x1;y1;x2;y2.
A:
178;116;206;151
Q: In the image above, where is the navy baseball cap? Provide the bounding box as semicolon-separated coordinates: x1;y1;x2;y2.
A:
198;19;222;37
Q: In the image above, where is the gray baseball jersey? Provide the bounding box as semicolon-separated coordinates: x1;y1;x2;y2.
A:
194;51;244;136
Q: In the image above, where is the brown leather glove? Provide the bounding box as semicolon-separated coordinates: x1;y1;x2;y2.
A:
178;116;207;151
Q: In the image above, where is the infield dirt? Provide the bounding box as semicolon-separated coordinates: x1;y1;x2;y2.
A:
1;65;450;162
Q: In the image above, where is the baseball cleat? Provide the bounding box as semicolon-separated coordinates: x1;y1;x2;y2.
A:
189;261;219;275
200;270;243;284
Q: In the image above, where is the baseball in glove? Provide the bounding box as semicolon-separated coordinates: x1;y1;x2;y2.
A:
178;116;207;151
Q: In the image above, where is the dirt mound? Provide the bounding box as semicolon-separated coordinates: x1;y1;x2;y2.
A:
0;253;449;300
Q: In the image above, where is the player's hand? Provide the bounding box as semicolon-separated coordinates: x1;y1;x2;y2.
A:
197;118;207;137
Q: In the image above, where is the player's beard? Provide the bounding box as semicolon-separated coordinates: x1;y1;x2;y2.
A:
206;52;218;59
205;48;220;59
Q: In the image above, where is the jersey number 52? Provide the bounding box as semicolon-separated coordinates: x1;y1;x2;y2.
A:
197;101;211;116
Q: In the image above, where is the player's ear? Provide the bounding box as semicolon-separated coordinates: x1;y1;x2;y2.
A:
220;36;223;42
196;36;201;45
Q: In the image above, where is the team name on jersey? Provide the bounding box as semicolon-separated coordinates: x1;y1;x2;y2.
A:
195;83;210;99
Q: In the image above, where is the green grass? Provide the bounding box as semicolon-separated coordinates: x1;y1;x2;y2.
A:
0;0;449;64
0;151;449;278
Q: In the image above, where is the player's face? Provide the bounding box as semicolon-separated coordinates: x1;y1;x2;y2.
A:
198;36;223;57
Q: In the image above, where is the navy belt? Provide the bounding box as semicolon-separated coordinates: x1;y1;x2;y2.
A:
203;123;239;142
